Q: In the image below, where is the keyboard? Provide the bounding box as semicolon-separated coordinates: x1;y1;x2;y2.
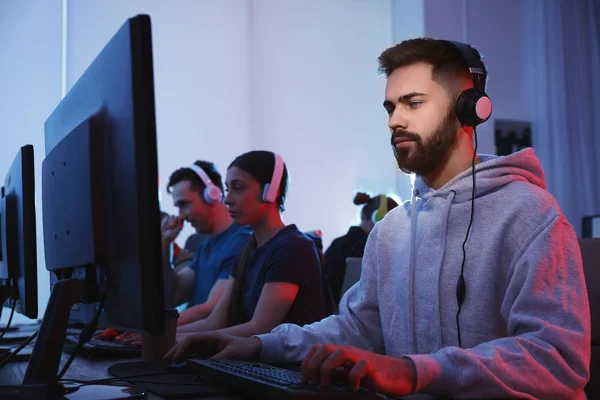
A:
189;359;383;399
63;334;141;358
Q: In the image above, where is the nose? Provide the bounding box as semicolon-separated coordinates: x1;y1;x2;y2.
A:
224;190;233;206
388;107;408;133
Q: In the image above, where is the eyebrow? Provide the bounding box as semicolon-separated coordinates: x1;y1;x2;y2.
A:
226;179;247;187
383;92;427;107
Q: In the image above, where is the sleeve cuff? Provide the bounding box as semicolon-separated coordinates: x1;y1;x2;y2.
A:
405;354;444;393
255;332;285;364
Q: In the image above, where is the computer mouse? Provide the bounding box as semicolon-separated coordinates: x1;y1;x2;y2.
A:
166;360;189;373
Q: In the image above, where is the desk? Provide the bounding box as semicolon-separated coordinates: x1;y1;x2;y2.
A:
1;351;440;399
0;351;239;400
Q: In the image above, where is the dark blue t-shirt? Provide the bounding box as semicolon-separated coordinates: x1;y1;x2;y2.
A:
231;224;327;326
189;224;251;305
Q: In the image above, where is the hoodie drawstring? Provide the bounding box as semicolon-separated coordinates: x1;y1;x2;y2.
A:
408;188;419;352
436;190;456;348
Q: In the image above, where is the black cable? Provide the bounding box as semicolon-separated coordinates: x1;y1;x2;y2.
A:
57;292;107;380
0;299;16;339
456;128;478;348
0;330;38;370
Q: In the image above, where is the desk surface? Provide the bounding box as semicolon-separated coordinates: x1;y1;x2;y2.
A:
1;349;440;400
0;350;239;400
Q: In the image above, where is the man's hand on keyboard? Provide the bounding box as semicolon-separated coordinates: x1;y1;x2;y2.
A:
92;329;144;347
164;331;262;362
118;332;142;346
301;344;416;397
94;328;121;341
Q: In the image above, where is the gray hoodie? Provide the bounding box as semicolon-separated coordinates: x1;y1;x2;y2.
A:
258;149;591;399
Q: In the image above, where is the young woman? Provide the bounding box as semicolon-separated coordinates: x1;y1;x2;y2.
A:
177;151;327;338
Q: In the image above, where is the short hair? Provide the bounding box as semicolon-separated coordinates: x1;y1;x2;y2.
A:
167;160;223;196
378;38;487;94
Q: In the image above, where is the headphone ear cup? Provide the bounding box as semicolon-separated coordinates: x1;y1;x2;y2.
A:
205;185;222;205
372;195;388;223
455;88;492;127
262;183;272;203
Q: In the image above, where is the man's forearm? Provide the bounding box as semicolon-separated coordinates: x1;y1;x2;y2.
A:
177;315;222;333
178;303;215;326
215;321;264;337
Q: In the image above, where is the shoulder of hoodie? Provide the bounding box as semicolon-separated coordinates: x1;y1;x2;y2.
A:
372;182;570;241
500;179;566;220
496;179;574;236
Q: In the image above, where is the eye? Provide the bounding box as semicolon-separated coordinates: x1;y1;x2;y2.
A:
384;105;394;116
228;184;244;193
408;101;422;109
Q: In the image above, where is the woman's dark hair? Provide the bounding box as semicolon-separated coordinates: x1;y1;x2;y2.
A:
226;151;289;326
228;151;289;212
354;192;399;221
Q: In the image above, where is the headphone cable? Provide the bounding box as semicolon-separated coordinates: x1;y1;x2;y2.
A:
456;128;478;348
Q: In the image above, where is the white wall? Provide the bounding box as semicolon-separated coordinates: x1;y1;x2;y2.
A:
66;0;403;248
248;0;398;241
66;0;253;243
0;1;62;324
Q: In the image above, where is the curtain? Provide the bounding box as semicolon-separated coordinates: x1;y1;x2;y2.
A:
524;0;600;237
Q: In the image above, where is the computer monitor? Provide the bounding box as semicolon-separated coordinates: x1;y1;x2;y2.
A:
583;215;600;238
17;14;165;393
0;144;38;321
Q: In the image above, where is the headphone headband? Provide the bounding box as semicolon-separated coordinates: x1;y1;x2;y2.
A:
262;153;285;203
444;40;486;90
187;164;223;204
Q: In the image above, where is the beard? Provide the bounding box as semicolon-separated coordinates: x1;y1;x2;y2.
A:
391;107;461;176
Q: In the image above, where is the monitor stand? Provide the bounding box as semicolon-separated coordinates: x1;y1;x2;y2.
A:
0;284;39;334
0;284;11;327
0;278;140;399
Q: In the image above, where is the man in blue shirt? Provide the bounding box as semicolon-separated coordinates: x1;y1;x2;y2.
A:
162;161;251;326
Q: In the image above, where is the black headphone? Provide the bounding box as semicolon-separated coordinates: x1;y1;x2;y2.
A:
443;40;492;127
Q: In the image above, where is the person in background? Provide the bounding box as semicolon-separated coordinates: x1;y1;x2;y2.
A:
159;161;251;328
176;150;328;339
324;192;398;303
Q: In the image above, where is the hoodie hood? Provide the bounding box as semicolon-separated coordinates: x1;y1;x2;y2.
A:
413;148;546;203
